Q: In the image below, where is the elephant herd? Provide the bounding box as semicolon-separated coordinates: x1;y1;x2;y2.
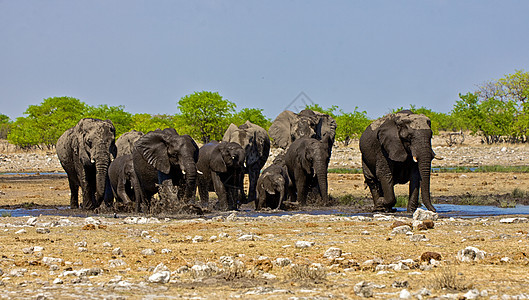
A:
56;109;439;214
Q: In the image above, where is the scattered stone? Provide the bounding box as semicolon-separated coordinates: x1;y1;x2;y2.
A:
409;234;429;242
84;217;101;225
27;217;38;226
112;247;124;256
82;224;96;230
295;241;315;248
501;257;512;263
15;229;26;234
422;219;435;229
457;246;486;262
77;247;88;252
353;281;374;297
192;236;204;243
275;257;292;267
53;278;63;284
420;252;442;263
391;221;412;229
256;257;273;272
141;248;155;256
463;289;480;300
74;241;87;247
399;289;411;299
391;225;412;235
500;217;528;224
148;263;170;283
36;228;50;234
102;242;112;247
22;247;34;254
42;257;64;266
161;249;172;254
109;259;127;268
237;234;260;241
323;247;342;259
392;280;409;288
412;208;438;221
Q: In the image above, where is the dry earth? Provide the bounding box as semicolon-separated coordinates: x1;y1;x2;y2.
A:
1;136;529;299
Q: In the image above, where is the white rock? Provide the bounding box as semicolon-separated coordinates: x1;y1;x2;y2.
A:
53;278;63;284
141;248;155;255
353;281;374;297
161;249;172;254
192;236;204;243
112;248;123;256
109;259;127;268
42;257;64;266
148;271;170;283
36;228;50;234
84;217;100;225
102;242;112;247
295;241;315;248
500;217;528;224
15;229;26;234
399;289;411;299
463;289;480;300
391;225;412;235
22;247;34;254
74;241;87;247
141;231;150;238
237;234;260;241
275;257;292;267
457;246;486;262
262;273;277;279
27;217;38;226
412;208;438;221
323;247;342;259
77;247;88;252
409;234;429;242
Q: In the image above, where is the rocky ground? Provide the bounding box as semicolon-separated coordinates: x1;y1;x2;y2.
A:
1;136;529;299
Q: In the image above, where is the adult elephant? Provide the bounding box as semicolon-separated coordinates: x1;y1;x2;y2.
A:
222;120;270;204
359;110;438;213
57;118;117;209
115;130;143;157
197;142;245;211
108;154;137;209
132;128;199;212
285;137;330;206
268;109;336;153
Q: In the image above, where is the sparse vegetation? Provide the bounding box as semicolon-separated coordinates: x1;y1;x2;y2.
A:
431;265;473;291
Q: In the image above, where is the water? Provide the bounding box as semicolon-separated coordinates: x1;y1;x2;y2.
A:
2;204;529;219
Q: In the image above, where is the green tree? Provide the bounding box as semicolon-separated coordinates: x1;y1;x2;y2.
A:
8;97;87;148
131;113;179;135
230;108;271;130
177;91;235;143
0;114;11;139
335;107;371;143
84;105;133;137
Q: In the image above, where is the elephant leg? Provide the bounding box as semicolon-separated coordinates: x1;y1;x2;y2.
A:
294;171;308;205
80;168;96;210
197;177;209;207
408;168;421;213
247;169;259;203
212;173;228;210
67;173;80;209
117;180;132;205
362;160;385;211
103;177;114;207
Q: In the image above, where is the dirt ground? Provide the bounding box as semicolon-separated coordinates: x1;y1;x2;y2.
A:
1;136;529;298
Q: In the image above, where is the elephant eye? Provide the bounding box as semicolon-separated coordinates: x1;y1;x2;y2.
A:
86;139;92;147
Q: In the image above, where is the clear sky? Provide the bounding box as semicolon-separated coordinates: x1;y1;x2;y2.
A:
1;1;529;120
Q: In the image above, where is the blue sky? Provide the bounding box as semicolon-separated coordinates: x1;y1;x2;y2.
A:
1;1;529;120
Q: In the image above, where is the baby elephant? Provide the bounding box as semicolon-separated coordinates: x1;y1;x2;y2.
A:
256;155;289;210
197;142;245;211
108;154;138;210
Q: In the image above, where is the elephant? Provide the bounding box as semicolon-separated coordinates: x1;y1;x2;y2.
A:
268;109;337;153
197;142;245;211
285;137;331;206
132;128;199;212
359;110;438;213
222;120;270;204
256;154;289;210
56;118;117;209
108;154;137;210
115;130;143;157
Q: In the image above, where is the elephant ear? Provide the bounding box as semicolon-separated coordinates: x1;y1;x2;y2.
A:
269;110;297;149
135;131;171;174
210;145;228;173
222;123;240;143
377;116;408;162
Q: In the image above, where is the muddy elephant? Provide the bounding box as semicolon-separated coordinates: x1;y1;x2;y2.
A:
256;154;289;210
359;110;439;213
197;142;245;211
222;120;270;204
115;130;143;157
285;137;330;206
108;154;137;209
56;118;117;209
268;109;336;153
132;128;199;212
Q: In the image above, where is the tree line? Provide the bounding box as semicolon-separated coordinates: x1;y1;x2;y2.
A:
1;70;528;149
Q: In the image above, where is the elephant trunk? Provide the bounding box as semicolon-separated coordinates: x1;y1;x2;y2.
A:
181;160;198;201
413;133;435;212
95;159;110;208
315;159;329;204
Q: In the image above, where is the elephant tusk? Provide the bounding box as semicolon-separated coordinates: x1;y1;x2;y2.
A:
197;170;203;175
91;158;96;164
434;155;444;160
412;156;418;163
182;170;186;175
